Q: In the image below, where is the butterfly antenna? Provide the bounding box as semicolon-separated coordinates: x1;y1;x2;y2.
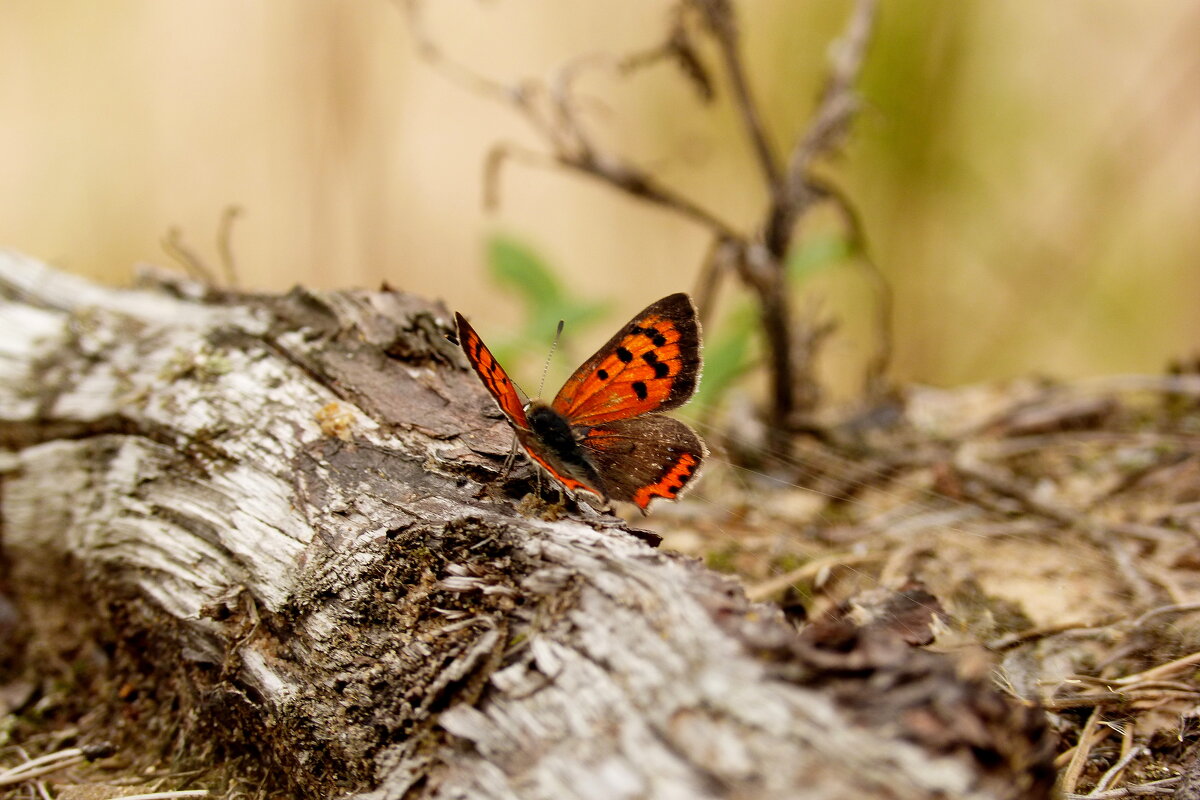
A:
537;320;566;399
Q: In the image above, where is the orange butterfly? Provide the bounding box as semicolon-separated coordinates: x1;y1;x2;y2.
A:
455;293;707;512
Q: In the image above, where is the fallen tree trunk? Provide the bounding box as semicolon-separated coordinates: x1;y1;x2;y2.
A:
0;250;1055;799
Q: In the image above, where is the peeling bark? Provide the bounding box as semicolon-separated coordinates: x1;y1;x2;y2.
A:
0;251;1055;799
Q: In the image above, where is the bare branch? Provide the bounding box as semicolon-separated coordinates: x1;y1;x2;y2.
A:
811;179;893;396
787;297;838;419
401;0;565;149
482;142;558;212
765;0;878;257
692;236;738;325
548;53;616;158
405;0;739;241
788;0;878;187
161;227;216;285
692;0;783;189
400;0;517;107
406;0;883;453
567;153;740;238
216;204;242;288
620;11;716;103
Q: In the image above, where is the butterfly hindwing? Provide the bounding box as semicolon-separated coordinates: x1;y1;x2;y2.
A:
455;311;529;429
580;414;706;511
551;293;701;427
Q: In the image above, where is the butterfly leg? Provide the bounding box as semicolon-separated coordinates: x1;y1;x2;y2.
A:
499;430;520;480
531;467;565;508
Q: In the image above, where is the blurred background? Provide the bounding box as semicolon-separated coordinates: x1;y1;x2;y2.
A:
1;1;1198;396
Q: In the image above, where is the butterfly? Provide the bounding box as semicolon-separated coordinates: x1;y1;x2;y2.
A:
455;292;707;512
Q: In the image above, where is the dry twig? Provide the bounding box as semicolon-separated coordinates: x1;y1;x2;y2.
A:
1060;705;1106;794
161;205;243;288
953;448;1162;606
403;0;885;453
744;551;878;602
1063;777;1178;798
0;743;115;788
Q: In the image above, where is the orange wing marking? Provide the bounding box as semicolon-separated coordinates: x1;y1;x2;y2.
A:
455;312;529;429
554;315;689;425
631;452;700;510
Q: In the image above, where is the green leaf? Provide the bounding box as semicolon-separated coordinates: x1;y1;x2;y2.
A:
484;232;610;374
488;234;565;309
691;301;757;413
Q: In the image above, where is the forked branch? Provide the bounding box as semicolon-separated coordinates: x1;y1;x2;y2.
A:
406;0;885;453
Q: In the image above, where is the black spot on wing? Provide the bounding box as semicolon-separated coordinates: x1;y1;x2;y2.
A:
632;381;648;400
597;368;609;380
631;324;669;348
616;346;633;363
642;351;670;379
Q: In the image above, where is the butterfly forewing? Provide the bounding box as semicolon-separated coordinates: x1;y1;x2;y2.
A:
455;312;530;429
580;415;706;510
551;293;701;427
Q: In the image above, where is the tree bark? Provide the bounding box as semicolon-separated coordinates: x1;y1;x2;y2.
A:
0;250;1054;799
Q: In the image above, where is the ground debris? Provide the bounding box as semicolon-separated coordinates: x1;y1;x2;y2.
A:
658;375;1200;795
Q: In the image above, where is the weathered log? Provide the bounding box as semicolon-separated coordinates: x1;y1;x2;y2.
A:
0;250;1055;799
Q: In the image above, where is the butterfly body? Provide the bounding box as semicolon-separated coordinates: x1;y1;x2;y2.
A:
456;293;706;512
521;400;607;494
